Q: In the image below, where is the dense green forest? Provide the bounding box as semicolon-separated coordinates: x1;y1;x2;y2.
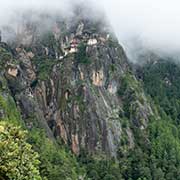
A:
2;58;180;179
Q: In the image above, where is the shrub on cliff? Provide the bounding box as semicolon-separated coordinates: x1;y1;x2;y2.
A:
0;122;41;180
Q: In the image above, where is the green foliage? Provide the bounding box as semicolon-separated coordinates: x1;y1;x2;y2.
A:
0;122;41;180
121;117;180;180
32;57;56;81
78;151;122;180
31;32;60;81
75;43;91;64
0;95;22;125
149;119;180;163
117;73;141;97
139;59;180;125
0;76;8;91
117;73;145;119
28;129;85;180
115;67;180;179
128;59;180;180
0;48;12;67
110;64;117;73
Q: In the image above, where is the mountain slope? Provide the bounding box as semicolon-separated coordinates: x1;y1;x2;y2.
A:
1;11;180;180
0;14;152;157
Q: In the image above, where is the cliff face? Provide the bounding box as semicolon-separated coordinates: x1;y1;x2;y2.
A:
0;13;153;157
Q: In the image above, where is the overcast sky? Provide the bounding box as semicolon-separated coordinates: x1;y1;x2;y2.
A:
0;0;180;58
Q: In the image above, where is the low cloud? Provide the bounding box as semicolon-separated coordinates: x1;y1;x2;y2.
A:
99;0;180;59
1;0;180;60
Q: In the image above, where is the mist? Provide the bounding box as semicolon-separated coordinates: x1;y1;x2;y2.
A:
0;0;180;60
99;0;180;60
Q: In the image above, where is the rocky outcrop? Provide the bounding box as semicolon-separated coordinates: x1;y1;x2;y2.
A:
7;66;18;77
0;13;154;157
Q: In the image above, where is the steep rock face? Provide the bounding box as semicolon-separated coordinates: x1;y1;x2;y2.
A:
39;40;129;156
0;14;153;157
